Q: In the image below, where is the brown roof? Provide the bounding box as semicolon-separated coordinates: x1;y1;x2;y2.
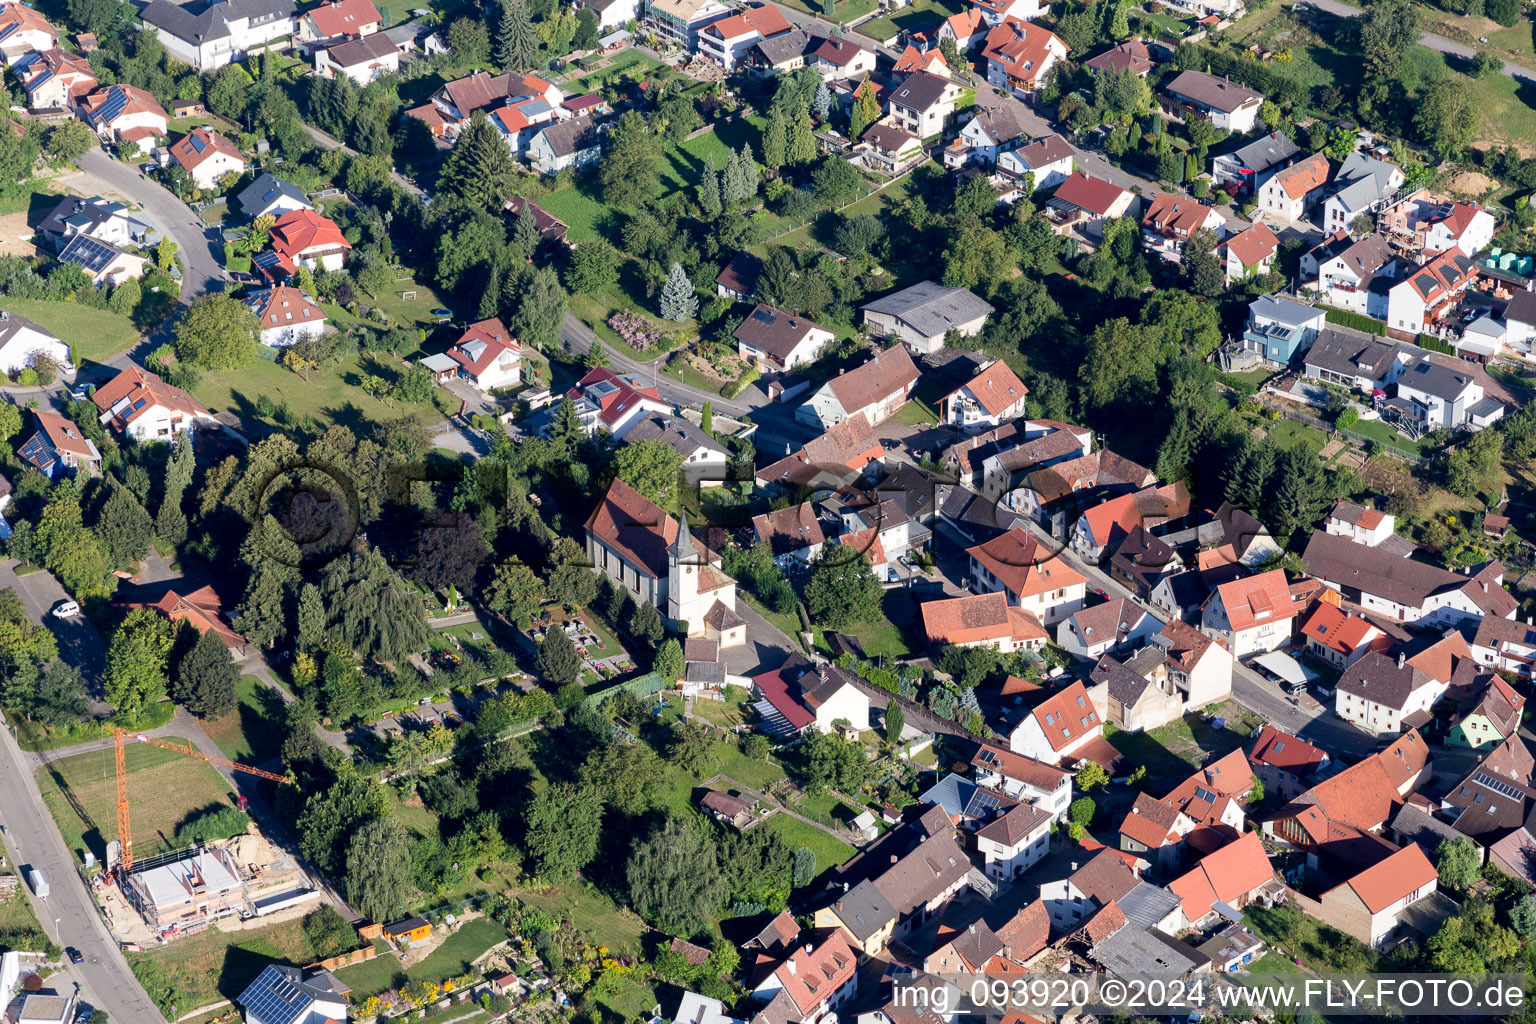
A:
1336;651;1435;713
1248;726;1327;778
1052;172;1126;216
753;503;825;556
1084;39;1154;75
92;365;210;430
1082;901;1127;944
1143;191;1217;238
1119;792;1182;849
968;527;1087;600
1222;221;1279;269
971;743;1070;792
976;802;1052;847
1303;531;1517;618
995;900;1048;961
921;591;1045;647
670;936;714;965
585;478;713;582
716;251;763;296
1156;618;1221;673
1025;680;1100;753
1066;598;1148;648
827;346;919;415
1165;69;1261;113
1271;152;1329;200
1013;133;1075;171
871;827;972;914
685;637;719;663
1068;847;1139;905
735;303;828;362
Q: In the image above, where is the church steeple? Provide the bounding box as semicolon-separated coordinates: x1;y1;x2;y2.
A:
671;513;692;565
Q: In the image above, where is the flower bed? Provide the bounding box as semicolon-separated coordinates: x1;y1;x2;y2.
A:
607;311;664;350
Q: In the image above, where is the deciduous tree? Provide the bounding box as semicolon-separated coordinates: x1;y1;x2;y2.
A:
626;818;727;934
176;293;258;369
345;816;414;921
804;546;882;629
105;608;176;720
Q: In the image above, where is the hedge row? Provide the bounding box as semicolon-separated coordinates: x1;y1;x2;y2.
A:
1321;305;1388;336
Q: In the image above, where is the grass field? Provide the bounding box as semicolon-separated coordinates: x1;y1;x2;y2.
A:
759;815;856;876
520;882;647;955
36;737;233;865
334;917;510;999
657;128;741;196
533;180;610;246
1465;69;1536;155
200;676;287;764
1265;418;1330;455
1;298;141;366
320;272;454;334
0;884;44;933
857;0;965;43
190;348;456;432
1106;706;1260;780
131;916;312;1014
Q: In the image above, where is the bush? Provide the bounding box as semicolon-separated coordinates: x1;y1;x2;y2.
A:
302;905;356;960
721;365;760;399
607;310;664;350
1337;406;1359;429
1322;306;1387;336
172;803;250;845
1069;796;1097;826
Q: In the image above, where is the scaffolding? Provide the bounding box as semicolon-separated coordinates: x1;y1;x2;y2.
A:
122;845;252;937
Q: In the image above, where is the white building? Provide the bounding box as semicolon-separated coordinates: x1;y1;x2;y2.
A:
996;134;1074;192
0;310;68;374
168;127;245;190
696;4;790;69
1326;500;1395;547
238;966;349;1024
1335;649;1449;736
1006;680;1102;764
80;84;168;146
861;280;994;355
795;346;919;430
1255;152;1329;222
245;286;326;347
526;116;602;176
1200;570;1300;658
1322;152;1405;236
1390;356;1503;433
0;3;57;66
1056;597;1159;662
92;365;218;442
138;0;295;70
976;803;1052;881
1162;70;1261;132
734;304;833;372
941;359;1028;432
313;33;399;83
971;742;1073;820
445;318;521;391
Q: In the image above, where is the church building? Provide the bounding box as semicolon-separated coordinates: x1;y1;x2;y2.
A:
585;479;747;647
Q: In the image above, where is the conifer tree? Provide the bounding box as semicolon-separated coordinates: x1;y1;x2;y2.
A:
438;111;516;206
155;499;187;549
698;158;723;218
512;209;541;258
734;144;757;199
813;79;833;121
849;81;879;140
477;258;506;319
788;103;816;165
659;262;698;321
297;583;327;652
495;0;539;70
175;627;238;719
762;108;788;172
239;561;288;649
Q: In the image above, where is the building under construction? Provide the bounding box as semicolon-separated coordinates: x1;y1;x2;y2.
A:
122;846;249;936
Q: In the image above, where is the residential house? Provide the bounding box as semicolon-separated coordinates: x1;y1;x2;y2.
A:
1241;293;1326;365
1505;288;1536;356
998;445;1153;532
92;365;217;442
700;790;754;829
1256;152;1330;221
1084;38;1155;76
1118;792;1195;868
15;49;95;110
856;122;924;176
1471;616;1536;679
412;70;563;136
575;0;637;30
798;663;871;733
920;591;1049;653
56;236;145;287
1441;733;1534;842
1303;530;1517;627
526;116;602;176
812;36;875;79
1151;618;1234;710
624;413;731;486
0;311;67;375
1387;355;1503;433
1335;649;1452;736
971;0;1043;26
643;0;732;50
138;0;295;70
735;304;833;372
1448;674;1524;749
892;43;948;76
795;346;919;430
937;9;986;48
0;3;55;65
1161;70;1262;132
1007;679;1102;764
1303;232;1397;318
941;359;1028;432
237;965;349;1024
504;196;569;246
715;251;762;302
296;0;381;43
168;127;245;190
1422;199;1497;257
944;105;1026;169
17;409;99;479
995;133;1074;192
860;280;994;354
1302;326;1411;393
138;586;248;656
586;479;744;643
265;209;350;275
976;802;1054;880
886;70;964;139
744;27;811;74
1385;249;1479;337
244;286;326;347
756;415;884;491
1162;748;1256;833
1108;526;1180;599
1264;744;1407;850
1141;191;1224;256
971;742;1073;820
814;824;972;954
1288;843;1448;948
1070;481;1190;560
1045;171;1135;239
1200;569;1302;658
444;318;522;391
968;526;1087;626
696;4;791;70
981;18;1067;99
1088;647;1184;732
1249;725;1329;802
80;84;168;145
1040;846;1139;931
1166;832;1275;929
753;504;825;567
1323;153;1406;235
1298;601;1388;669
235;173;312;219
1057;598;1159;661
749;930;859;1024
1211;130;1299;190
313;33;399;83
1220;221;1279;283
1325;501;1400;547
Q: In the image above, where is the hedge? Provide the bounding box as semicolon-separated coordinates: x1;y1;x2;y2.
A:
721;365;760;399
1417;333;1456;354
1321;306;1388;336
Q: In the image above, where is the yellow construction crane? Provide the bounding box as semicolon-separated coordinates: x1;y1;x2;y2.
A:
113;728;291;874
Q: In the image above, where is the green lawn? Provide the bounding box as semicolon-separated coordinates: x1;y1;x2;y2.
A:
36;736;232;865
760;815;856;877
1106;708;1258;779
1463;68;1536;155
200;676;287;764
1;298;141;366
536;181;610;245
0;883;43;933
520;883;647;955
130;916;314;1015
1342;416;1430;456
190;349;456;431
319;272;453;334
1265;418;1329;455
857;0;966;43
334;917;511;999
658;128;741;196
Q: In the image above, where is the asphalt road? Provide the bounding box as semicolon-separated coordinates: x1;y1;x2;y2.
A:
0;716;166;1024
1305;0;1536;80
558;311;760;415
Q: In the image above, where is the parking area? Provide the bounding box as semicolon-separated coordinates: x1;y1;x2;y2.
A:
0;561;108;707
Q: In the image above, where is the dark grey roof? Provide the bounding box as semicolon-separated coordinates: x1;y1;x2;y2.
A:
1089;924;1210;978
237;966;347;1024
324;31;398;66
1470;396;1505;418
1119;881;1183;929
1154;570;1213;612
1092;654;1155;708
0;309;56;348
830;878;896;940
1219;130;1299;174
1164;70;1261;113
889;70;951;112
623;412;728;460
734;303;827;361
918;771;977;817
1391;802;1463;855
685;660;726;684
57;234;130;275
1304;326;1408;380
236;172;307;215
966;105;1025;144
861;280;994;339
540;115;602;158
753;27;809;64
1335;651;1431;712
139;0;294;45
1506;289;1536;328
1398;357;1477;401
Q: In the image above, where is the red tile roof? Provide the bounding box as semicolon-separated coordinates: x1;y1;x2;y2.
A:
1212;569;1302;632
1053;172;1126;216
144;586;246;648
1167;831;1273;922
981;17;1067;89
772;929;857;1014
944;359;1028;417
968;527;1087;600
751;667;815;730
271;209;350;259
827;345;919;416
1271;152;1329;200
1162;749;1254;823
246;286;325;330
1345;843;1436;912
1248;725;1327;777
1222;221;1279;269
169;126;241;172
448;317;520;376
31;409;96;460
942;8;985;38
702;3;790;39
305;0;382;36
1025;680;1099;752
92;365;210;430
1143;191;1217;238
82;83;165;128
920;591;1046;647
585;478;683;581
894;43;947;74
1298;602;1383;656
971;743;1070;792
1119;792;1182;849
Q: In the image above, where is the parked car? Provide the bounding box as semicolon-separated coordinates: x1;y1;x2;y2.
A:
66;948;83;964
51;600;80;619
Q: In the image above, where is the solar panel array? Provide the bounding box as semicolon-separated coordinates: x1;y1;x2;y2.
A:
1474;772;1525;801
59;236;119;274
238;967;308;1024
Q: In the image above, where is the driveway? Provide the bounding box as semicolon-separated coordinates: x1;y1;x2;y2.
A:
0;560;109;710
0;715;166;1024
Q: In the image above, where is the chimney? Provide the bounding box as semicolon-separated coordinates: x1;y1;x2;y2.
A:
1398;652;1405;668
1070;861;1078;871
891;855;899;865
804;944;813;955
